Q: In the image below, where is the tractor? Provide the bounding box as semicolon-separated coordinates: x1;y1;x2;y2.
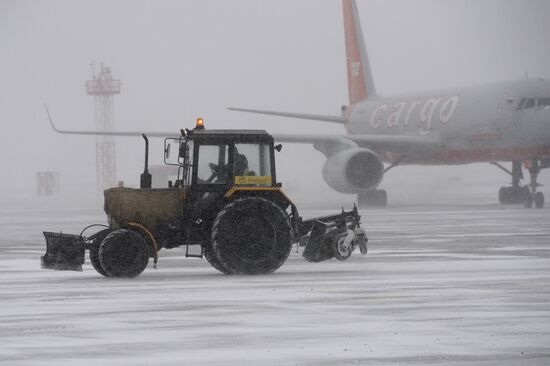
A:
42;120;367;277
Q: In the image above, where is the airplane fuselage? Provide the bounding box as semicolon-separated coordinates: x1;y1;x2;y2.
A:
348;78;550;165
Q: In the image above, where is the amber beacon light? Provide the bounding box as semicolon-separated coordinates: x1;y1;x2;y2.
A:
195;118;205;129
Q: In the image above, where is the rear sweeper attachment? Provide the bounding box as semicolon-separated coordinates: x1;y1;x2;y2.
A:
42;120;367;277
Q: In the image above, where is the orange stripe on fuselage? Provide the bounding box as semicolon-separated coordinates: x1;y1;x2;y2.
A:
381;145;550;165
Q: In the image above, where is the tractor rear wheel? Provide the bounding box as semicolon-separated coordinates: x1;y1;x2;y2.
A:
212;197;293;275
99;229;150;278
204;244;230;274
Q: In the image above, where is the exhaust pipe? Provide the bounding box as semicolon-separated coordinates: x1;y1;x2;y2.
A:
140;134;152;189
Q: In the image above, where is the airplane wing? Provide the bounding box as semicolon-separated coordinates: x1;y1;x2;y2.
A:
273;133;441;155
46;105;440;155
45;105;179;138
227;107;346;124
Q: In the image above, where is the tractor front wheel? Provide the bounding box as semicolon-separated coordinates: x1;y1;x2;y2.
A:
98;229;150;278
212;197;293;275
89;229;112;277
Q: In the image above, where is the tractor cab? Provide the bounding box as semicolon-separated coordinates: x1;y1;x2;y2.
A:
165;125;277;192
164;120;289;208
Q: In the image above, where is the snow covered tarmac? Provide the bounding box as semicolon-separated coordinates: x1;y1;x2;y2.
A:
1;202;549;365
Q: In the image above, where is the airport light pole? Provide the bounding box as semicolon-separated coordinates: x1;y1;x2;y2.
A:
86;62;121;192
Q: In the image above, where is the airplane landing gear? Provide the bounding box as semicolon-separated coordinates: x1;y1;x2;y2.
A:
494;161;527;205
534;192;545;209
525;160;544;209
492;160;545;209
358;189;387;208
498;185;530;205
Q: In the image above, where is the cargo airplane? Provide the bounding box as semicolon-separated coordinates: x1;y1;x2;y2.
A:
229;0;550;208
46;0;550;208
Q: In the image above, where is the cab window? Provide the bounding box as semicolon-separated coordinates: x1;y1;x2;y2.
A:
196;144;229;184
180;140;194;186
233;143;272;185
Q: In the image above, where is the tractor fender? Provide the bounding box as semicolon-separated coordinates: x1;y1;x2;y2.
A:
125;222;159;268
224;187;294;210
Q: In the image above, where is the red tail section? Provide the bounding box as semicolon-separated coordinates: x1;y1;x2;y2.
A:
343;0;376;105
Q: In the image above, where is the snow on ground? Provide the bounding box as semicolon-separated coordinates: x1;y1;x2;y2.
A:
1;200;550;365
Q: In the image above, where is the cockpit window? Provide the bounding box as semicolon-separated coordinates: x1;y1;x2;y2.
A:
517;97;550;111
525;98;536;109
517;98;526;110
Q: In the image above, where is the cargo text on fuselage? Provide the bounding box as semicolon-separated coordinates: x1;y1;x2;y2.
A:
365;95;460;136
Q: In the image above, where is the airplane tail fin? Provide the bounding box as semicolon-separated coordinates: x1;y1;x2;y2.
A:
343;0;377;104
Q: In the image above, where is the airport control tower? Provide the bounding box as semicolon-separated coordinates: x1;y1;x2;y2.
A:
86;62;121;192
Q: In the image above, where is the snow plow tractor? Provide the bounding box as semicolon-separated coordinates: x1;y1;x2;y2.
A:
41;120;367;277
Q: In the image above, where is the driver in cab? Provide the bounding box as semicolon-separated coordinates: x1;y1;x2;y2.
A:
234;151;255;177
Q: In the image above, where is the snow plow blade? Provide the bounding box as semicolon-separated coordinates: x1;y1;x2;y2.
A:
41;232;85;271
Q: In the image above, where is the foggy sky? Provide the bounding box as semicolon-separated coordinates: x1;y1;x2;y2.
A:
1;0;549;205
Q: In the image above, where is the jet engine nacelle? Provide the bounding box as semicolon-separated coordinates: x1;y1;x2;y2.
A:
322;148;384;194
